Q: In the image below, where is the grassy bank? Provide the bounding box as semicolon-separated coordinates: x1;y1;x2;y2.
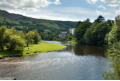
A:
23;42;67;55
0;42;67;58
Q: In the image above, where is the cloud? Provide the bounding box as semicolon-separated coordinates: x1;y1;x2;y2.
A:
56;7;96;15
98;5;106;10
0;0;61;11
86;0;120;15
54;0;61;5
87;0;98;4
96;10;112;16
116;10;120;15
0;0;118;21
108;3;119;8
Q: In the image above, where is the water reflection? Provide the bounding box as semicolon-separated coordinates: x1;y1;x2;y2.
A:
61;45;106;57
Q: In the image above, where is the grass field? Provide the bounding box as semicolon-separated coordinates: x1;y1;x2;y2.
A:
23;42;67;55
0;42;67;58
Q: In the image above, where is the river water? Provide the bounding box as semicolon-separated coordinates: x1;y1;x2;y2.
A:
0;41;111;80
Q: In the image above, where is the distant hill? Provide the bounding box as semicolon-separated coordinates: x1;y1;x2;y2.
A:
0;10;77;33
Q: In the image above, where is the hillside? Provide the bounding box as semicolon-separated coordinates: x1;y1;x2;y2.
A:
0;10;77;33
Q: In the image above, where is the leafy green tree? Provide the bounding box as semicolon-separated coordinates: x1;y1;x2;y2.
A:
95;15;105;23
107;20;114;26
33;30;41;44
5;27;25;50
106;16;120;45
84;22;111;45
25;31;34;47
25;30;41;47
41;30;54;40
0;26;7;50
116;16;120;26
74;20;91;44
0;26;26;51
7;35;25;50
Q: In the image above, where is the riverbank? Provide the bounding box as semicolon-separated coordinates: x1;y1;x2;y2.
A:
23;42;67;55
0;42;67;58
67;40;76;45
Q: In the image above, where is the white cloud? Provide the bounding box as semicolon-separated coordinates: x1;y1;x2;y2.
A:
7;6;80;21
96;10;112;16
87;0;98;4
54;0;61;5
7;6;98;21
108;3;119;8
116;10;120;15
57;7;96;15
86;0;120;16
0;0;61;11
98;5;106;10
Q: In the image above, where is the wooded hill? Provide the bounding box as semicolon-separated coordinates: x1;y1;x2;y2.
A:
0;9;77;33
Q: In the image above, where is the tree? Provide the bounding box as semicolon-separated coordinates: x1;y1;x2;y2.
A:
33;30;41;44
107;20;114;26
106;16;120;45
95;15;105;23
41;30;53;40
5;27;25;50
25;31;34;47
84;22;111;45
7;35;25;50
74;20;91;44
0;26;26;51
104;16;120;80
25;30;41;47
0;26;7;50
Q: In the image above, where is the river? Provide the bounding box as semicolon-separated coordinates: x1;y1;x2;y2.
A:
0;41;111;80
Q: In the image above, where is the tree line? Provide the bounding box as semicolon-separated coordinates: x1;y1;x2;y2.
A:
0;26;41;51
75;15;114;46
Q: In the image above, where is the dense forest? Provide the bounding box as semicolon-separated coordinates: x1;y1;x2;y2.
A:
0;9;77;40
74;15;114;46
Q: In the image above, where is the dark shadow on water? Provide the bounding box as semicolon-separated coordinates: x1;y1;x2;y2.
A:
60;44;107;57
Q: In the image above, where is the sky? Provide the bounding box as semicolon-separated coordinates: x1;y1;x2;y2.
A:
0;0;120;21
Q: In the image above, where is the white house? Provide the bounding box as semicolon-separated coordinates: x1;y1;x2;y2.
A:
69;28;75;35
